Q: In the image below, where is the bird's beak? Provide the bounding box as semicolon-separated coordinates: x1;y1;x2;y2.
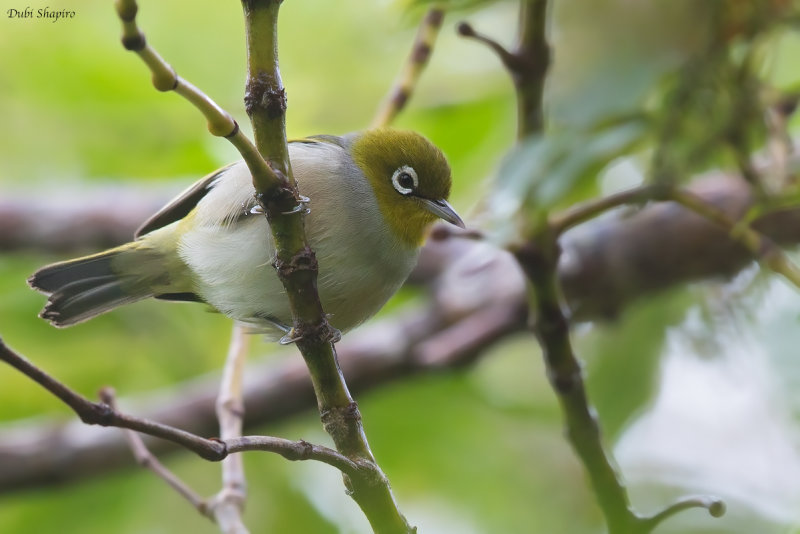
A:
420;198;465;228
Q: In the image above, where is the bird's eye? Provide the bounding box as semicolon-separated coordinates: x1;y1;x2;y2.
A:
391;166;418;195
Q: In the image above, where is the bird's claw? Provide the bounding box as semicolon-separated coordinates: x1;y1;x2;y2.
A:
282;195;310;215
277;322;341;345
279;328;303;345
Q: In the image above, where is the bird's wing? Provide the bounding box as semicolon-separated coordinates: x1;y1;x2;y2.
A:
135;135;349;239
135;163;238;239
290;134;349;149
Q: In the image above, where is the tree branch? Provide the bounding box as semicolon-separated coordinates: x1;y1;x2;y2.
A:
514;236;640;532
499;0;722;531
372;8;445;129
240;2;412;532
209;324;252;534
0;338;361;477
667;187;800;288
458;0;550;137
114;0;279;193
102;388;213;520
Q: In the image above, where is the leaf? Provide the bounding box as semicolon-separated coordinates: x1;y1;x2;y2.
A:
484;119;646;246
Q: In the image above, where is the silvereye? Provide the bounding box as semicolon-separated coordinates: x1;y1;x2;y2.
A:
29;129;464;338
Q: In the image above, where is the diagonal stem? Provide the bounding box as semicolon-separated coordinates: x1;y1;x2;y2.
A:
240;2;412;532
113;0;279;194
101;388;211;518
372;7;446;128
514;235;637;533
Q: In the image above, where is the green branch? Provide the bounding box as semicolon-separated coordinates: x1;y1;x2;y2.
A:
513;236;637;532
239;1;412;532
480;1;725;531
113;0;278;194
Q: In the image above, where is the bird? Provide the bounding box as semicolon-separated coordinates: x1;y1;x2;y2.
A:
28;129;464;339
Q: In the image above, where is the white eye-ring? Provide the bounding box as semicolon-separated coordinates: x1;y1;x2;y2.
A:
391;165;418;195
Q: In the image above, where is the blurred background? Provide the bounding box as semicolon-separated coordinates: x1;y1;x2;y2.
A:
2;0;800;532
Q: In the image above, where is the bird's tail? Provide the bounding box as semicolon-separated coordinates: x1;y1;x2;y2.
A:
28;245;157;328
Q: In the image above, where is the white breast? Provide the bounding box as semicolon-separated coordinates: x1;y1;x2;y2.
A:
177;142;419;338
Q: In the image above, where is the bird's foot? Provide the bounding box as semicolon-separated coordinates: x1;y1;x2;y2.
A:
279;327;303;345
278;322;341;345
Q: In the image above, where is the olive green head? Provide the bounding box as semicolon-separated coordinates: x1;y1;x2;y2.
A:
351;129;463;247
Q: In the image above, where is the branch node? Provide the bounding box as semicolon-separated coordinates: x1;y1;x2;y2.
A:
297;439;314;460
224;120;240;139
321;402;362;439
273;246;318;278
244;73;287;119
98;386;116;404
121;32;146;51
456;20;518;71
254;180;297;214
547;368;581;395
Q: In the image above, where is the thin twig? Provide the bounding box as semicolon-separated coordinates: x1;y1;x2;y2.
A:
113;0;280;196
456;22;518;72
209;324;252;534
457;1;549;137
372;8;445;129
641;495;726;531
549;184;663;236
226;437;361;476
668;187;800;288
507;0;638;529
0;336;226;460
514;0;550;136
0;338;361;480
517;228;728;534
100;388;212;519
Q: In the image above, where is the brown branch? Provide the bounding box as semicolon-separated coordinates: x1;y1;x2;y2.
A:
0;187;168;252
372;8;445;128
0;336;226;459
0;338;362;479
560;173;800;319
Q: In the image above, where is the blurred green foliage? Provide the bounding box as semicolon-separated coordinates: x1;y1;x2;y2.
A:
3;0;800;533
